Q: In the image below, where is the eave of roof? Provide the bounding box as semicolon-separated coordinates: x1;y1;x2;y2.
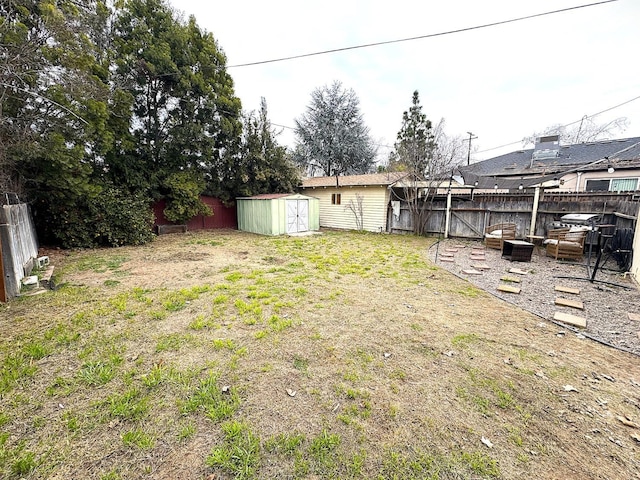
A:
301;172;408;188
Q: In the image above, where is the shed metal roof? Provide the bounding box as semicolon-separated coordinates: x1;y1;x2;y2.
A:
238;193;294;200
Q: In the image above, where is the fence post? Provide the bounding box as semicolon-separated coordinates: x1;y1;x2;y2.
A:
444;189;452;238
530;187;541;236
0;236;6;303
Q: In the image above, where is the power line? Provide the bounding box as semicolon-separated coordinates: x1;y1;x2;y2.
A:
227;0;617;68
476;93;640;154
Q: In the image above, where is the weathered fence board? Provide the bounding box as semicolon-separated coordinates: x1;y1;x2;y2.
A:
388;191;639;240
0;203;39;301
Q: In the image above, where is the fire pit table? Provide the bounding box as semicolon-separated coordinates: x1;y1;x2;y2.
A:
502;240;534;262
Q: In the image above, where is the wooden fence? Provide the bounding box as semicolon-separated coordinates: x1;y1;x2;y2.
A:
0;202;39;301
388;191;639;239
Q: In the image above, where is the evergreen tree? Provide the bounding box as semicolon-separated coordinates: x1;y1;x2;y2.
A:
389;90;436;178
232;98;300;198
293;81;376;177
111;0;243;199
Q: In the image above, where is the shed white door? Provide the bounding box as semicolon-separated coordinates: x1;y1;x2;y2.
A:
286;199;309;233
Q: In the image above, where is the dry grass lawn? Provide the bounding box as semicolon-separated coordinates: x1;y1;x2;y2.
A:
0;230;639;479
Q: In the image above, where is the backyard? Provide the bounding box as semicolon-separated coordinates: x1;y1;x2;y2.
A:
0;230;639;479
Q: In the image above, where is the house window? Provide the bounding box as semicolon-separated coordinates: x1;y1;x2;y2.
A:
331;193;341;205
585;179;610;192
585;178;639;192
611;178;638;192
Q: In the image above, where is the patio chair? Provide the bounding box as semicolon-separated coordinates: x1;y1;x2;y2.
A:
544;227;587;260
484;222;516;250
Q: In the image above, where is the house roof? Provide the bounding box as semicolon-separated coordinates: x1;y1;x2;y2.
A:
301;172;408;188
460;136;640;180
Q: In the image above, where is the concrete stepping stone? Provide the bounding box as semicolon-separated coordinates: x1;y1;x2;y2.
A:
555;297;584;310
469;255;485;261
445;248;459;252
628;313;640;322
497;285;521;294
462;269;483;275
440;257;454;262
555;285;580;295
554;311;586;328
440;252;454;257
501;276;521;283
472;264;491;270
509;268;528;275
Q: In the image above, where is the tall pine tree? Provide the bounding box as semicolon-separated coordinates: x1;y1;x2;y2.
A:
389;90;436;178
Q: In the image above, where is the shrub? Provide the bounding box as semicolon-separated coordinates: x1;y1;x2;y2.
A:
36;186;155;248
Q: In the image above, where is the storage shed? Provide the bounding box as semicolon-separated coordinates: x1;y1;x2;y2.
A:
236;193;319;235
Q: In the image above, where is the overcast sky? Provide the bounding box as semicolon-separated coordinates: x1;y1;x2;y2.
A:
169;0;640;162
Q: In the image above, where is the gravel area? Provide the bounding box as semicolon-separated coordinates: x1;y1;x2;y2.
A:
428;239;640;356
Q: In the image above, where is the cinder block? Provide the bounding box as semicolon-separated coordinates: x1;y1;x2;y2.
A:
22;275;39;287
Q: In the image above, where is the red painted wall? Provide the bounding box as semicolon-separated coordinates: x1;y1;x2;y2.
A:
153;196;237;230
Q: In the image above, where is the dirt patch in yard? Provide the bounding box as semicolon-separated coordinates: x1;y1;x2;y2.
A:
2;230;639;479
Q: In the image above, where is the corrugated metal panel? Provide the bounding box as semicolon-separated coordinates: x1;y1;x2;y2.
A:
237;198;275;235
237;194;319;236
153;196;237;230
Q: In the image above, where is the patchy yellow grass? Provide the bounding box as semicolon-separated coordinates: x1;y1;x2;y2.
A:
0;230;638;479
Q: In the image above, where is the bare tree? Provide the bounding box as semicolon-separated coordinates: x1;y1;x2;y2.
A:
432;118;467;171
522;117;628;147
345;192;364;231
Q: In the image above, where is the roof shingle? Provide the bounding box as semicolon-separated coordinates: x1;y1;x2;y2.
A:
301;172;407;188
461;137;640;178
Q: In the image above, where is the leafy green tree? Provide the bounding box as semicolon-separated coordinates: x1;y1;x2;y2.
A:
162;171;211;224
293;81;376;177
111;0;242;197
0;1;115;244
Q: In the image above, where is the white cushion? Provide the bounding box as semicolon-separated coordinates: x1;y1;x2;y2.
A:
545;239;581;248
565;231;584;241
559;240;581;247
485;229;503;238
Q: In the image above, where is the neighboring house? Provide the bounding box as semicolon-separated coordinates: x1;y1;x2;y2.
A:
460;135;640;193
300;173;407;232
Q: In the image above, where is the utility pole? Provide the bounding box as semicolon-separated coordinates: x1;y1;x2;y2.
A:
466;132;477;166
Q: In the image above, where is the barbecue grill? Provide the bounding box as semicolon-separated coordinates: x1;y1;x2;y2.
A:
547;213;603;250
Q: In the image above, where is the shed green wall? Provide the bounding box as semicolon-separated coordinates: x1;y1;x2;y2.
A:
237;194;319;235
